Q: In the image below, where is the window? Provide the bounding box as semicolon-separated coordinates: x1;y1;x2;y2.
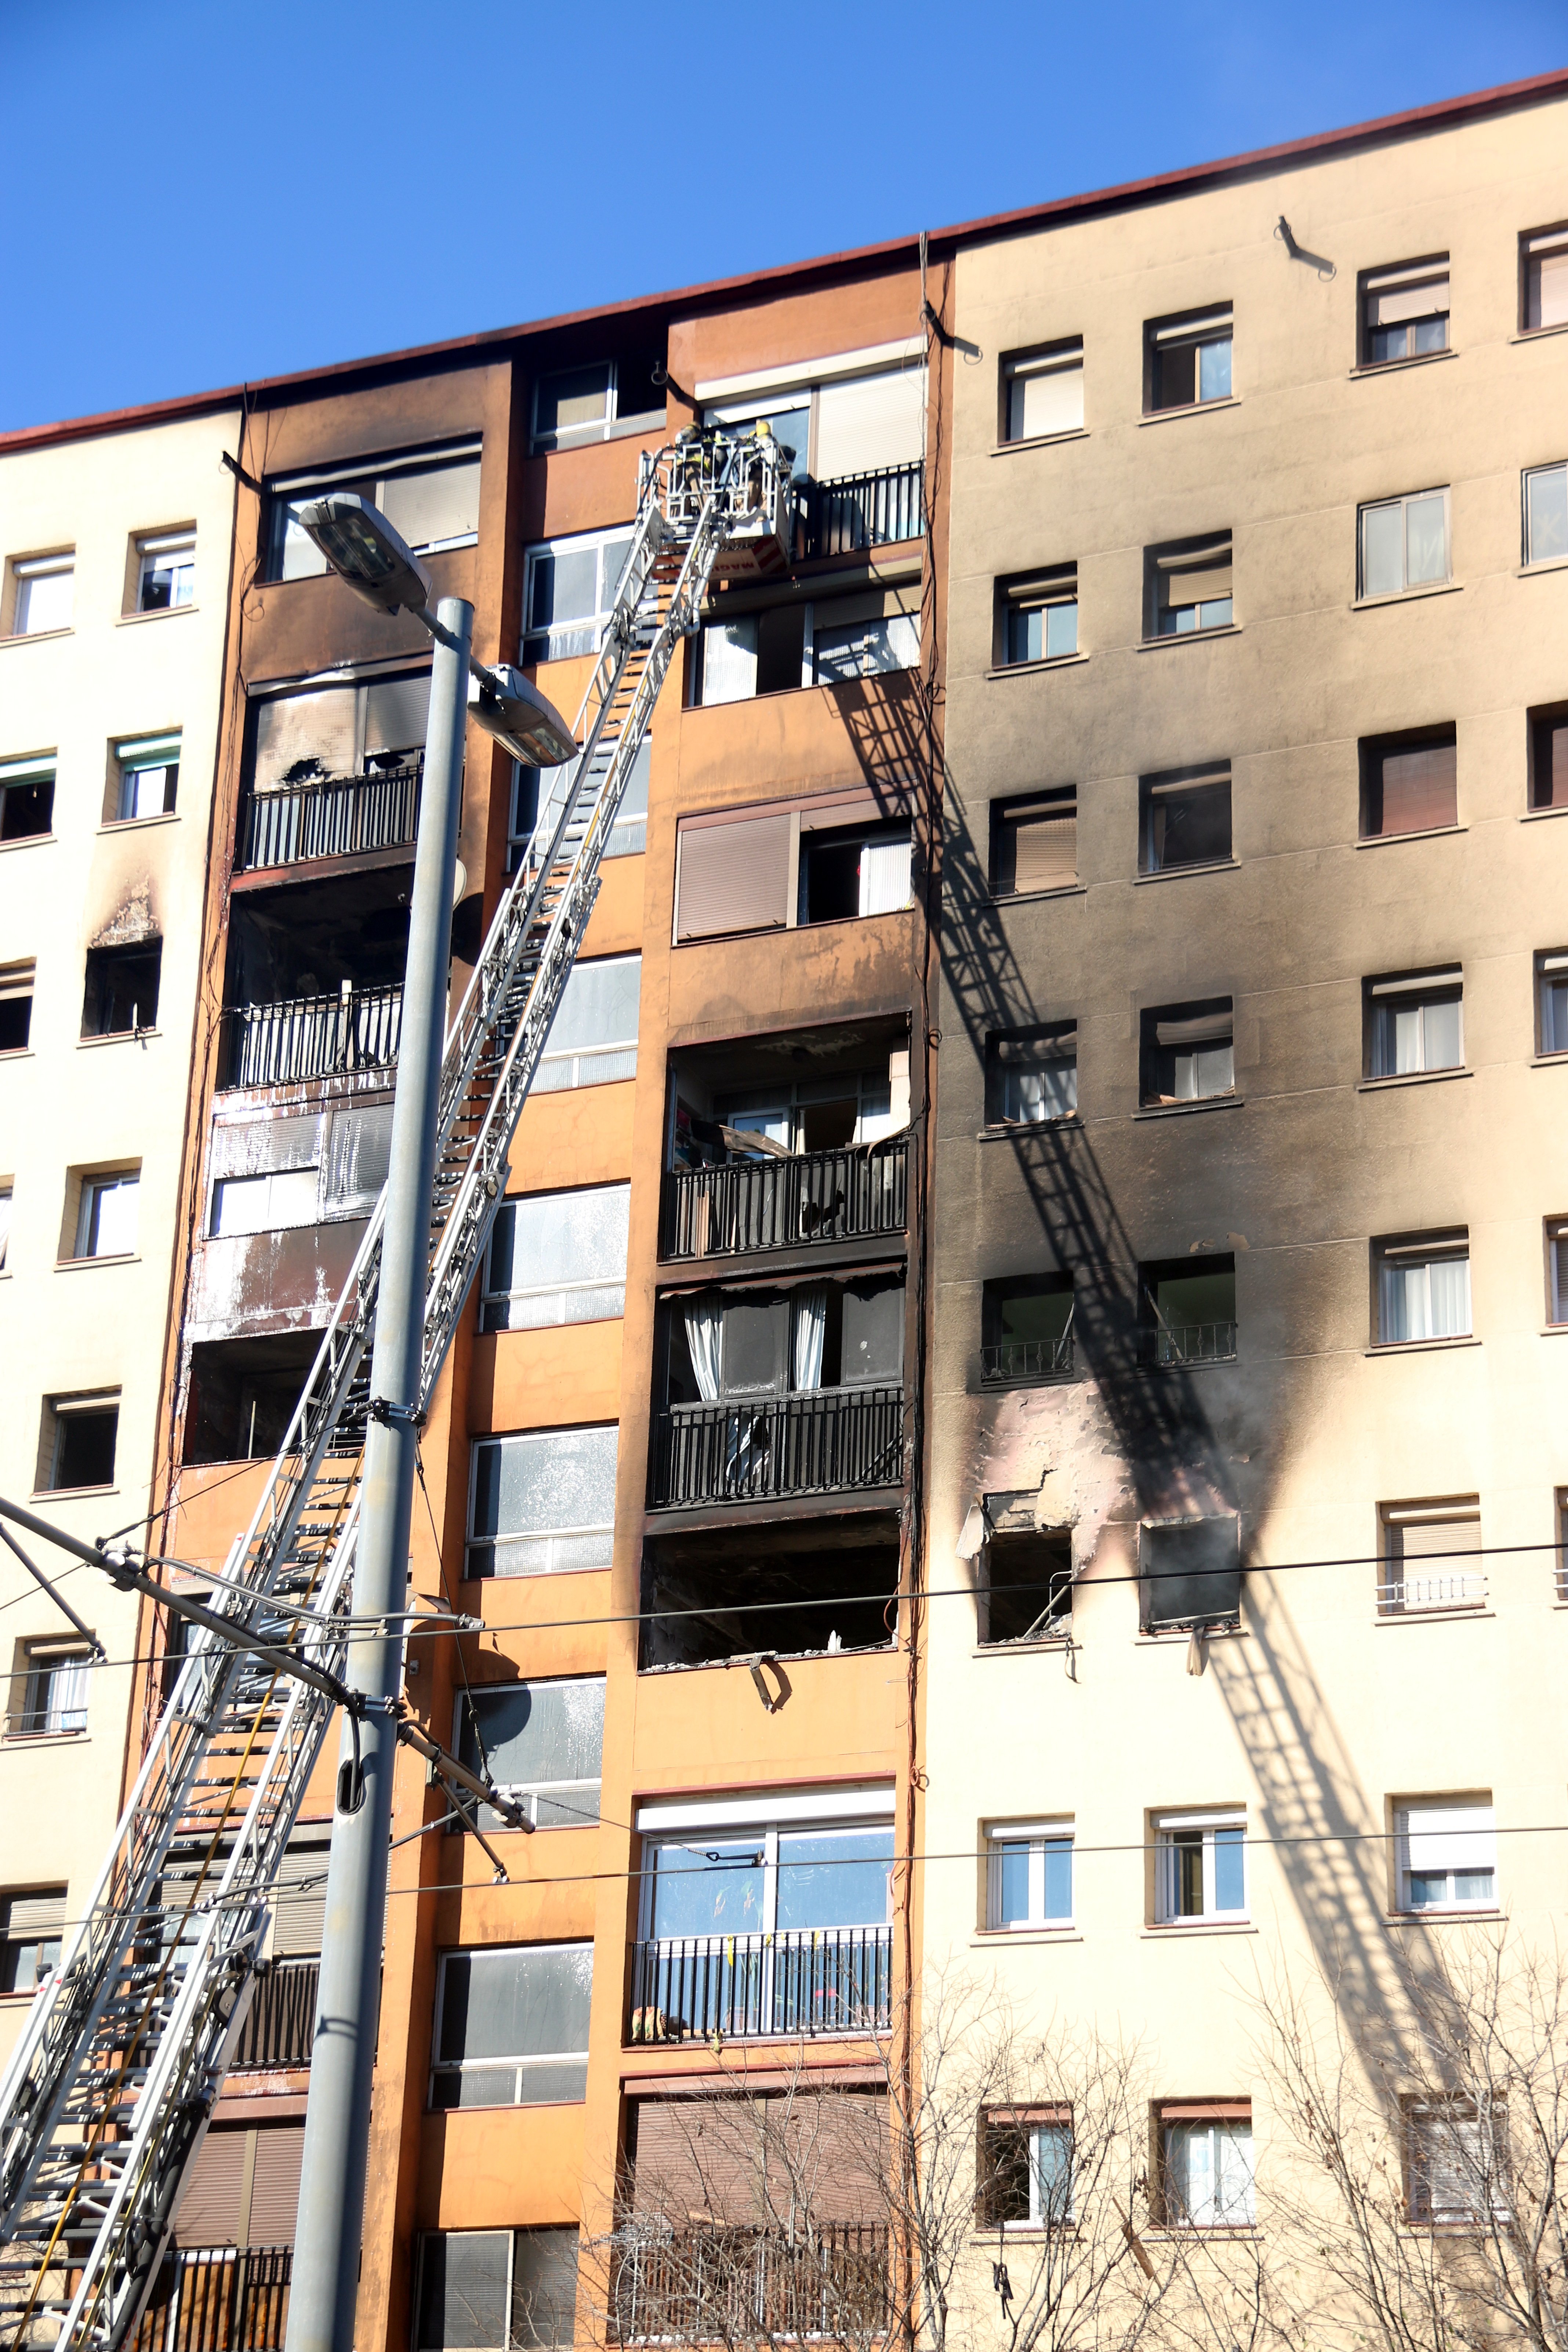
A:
1407;2102;1504;2228
1358;489;1450;597
1523;225;1568;333
1140;999;1233;1105
1529;711;1568;812
976;1495;1073;1642
1360;258;1449;365
686;1060;903;1162
985;1026;1077;1124
82;941;160;1036
986;1823;1073;1928
1557;1488;1568;1601
667;1277;905;1405
415;2228;580;2351
990;790;1076;895
429;1942;593;2108
248;671;430;792
73;1170;139;1259
135;530;195;613
456;1677;605;1829
14;1644;91;1737
1155;1812;1246;1923
8;555;73;636
1379;1499;1483;1614
0;756;54;842
1551;1223;1568;1325
508;737;649;875
701;349;925;483
639;1803;893;1943
1143;1259;1237;1366
534;955;638;1091
998;567;1078;665
268;440;480;581
1366;969;1463;1076
111;734;179;823
980;1277;1075;1387
210;1168;321;1238
1002;341;1083;443
1539;951;1568;1051
467;1425;618;1578
481;1186;629;1332
522;524;634;665
1524;463;1568;567
1140;1518;1242;1633
693;584;919;703
672;791;912;942
0;1890;65;1993
1158;2105;1254;2226
41;1395;118;1492
0;963;33;1053
1148;538;1232;636
0;1187;10;1270
1394;1799;1495;1913
1140;768;1231;872
533;352;664;452
1360;729;1457;837
1375;1234;1471;1344
1147;308;1233;410
977;2111;1074;2228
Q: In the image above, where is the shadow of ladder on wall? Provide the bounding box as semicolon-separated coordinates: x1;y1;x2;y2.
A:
0;430;791;2352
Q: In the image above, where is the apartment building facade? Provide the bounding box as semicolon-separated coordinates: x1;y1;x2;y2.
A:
108;253;941;2351
0;401;238;2069
927;72;1568;2332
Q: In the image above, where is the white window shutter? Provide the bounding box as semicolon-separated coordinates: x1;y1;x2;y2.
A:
814;367;926;479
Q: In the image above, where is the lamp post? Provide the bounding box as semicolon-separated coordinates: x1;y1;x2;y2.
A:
281;496;573;2352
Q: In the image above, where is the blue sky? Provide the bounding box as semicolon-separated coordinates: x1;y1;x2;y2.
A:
1;0;1564;431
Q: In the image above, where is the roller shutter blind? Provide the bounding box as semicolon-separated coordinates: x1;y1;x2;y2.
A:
0;1890;66;1939
174;2128;246;2245
675;815;791;940
271;1837;330;1958
248;2125;305;2246
631;2090;888;2224
363;674;431;756
814;369;925;478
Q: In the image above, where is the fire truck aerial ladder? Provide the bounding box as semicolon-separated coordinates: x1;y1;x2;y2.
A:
0;426;794;2352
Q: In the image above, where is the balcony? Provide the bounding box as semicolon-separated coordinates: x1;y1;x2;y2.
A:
1377;1571;1487;1616
979;1332;1074;1387
1150;1320;1238;1368
132;2248;291;2352
239;758;420;872
612;2223;888;2344
220;983;403;1091
661;1138;908;1263
649;1387;903;1510
794;462;923;561
629;1924;893;2043
231;1958;319;2070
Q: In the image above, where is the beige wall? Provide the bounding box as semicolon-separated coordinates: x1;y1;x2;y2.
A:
928;86;1568;2253
0;406;238;2060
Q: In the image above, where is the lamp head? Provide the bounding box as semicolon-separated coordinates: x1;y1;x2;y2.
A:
294;491;431;616
467;666;578;767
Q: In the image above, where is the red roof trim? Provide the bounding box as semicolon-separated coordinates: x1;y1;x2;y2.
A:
6;65;1567;455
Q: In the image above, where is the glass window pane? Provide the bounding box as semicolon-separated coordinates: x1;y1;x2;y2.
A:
996;1841;1030;1924
1527;466;1568;565
1213;1828;1245;1912
1405;494;1448;586
648;1841;765;1939
701;618;759;704
417;2232;511;2351
1173;1832;1204;1915
464;1680;605;1794
439;1945;592;2066
537;366;611;438
512;2228;580;2349
1428;1255;1471;1337
1032;2124;1074;2222
1007;607;1042;664
1042;1838;1072;1919
1198;337;1232;400
468;1427;618;1575
1361;504;1404;596
1422;997;1463;1070
1045;601;1078;658
17;567;74;632
776;1828;892;1931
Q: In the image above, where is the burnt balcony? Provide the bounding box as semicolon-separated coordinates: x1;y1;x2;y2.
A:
239;756;421;873
132;2247;292;2352
1148;1319;1238;1367
220;982;403;1090
230;1957;319;2070
612;2223;888;2345
650;1387;903;1509
661;1137;908;1263
794;462;923;561
641;1511;899;1668
629;1925;893;2044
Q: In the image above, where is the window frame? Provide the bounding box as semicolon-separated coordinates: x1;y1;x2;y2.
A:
978;2108;1076;2230
414;2225;581;2352
984;1024;1078;1127
1364;969;1464;1079
996;567;1079;668
1139;999;1235;1107
984;1821;1074;1931
14;1643;91;1739
0;754;55;845
1537;950;1568;1052
1139;768;1232;875
480;1184;631;1334
634;1787;896;1946
41;1393;120;1495
110;734;181;825
1523;461;1568;569
454;1675;605;1832
1392;1798;1497;1917
1146;537;1233;638
1358;258;1451;369
428;1941;593;2111
465;1424;619;1579
81;939;162;1039
0;961;34;1056
1359;726;1459;839
999;340;1085;446
1373;1233;1471;1347
7;553;74;638
1152;1811;1248;1926
266;439;481;582
134;529;196;614
1145;308;1234;413
989;788;1077;898
1357;487;1451;600
531;356;665;454
72;1168;140;1262
1157;2104;1255;2228
1378;1499;1484;1616
533;954;640;1092
1520;224;1568;336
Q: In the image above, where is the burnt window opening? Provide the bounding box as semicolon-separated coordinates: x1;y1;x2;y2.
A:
82;942;161;1037
41;1399;119;1493
1360;727;1458;838
1140;1517;1242;1632
1141;1257;1237;1366
640;1513;899;1669
0;963;33;1053
0;767;53;842
980;1513;1074;1646
224;867;413;1010
1139;999;1234;1106
661;1275;905;1407
1140;769;1231;874
184;1334;328;1466
980;1275;1075;1385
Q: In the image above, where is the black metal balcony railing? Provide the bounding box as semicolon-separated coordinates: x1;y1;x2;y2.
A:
794;462;923;561
240;758;421;872
132;2247;292;2352
649;1386;903;1509
613;2223;889;2344
662;1139;908;1262
220;984;403;1091
230;1957;319;2070
628;1925;893;2045
979;1332;1075;1387
1152;1320;1238;1367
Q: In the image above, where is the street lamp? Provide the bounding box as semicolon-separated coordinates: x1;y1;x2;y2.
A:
282;494;574;2352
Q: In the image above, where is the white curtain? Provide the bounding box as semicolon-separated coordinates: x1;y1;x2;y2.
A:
1428;1255;1471;1337
858;836;912;917
791;1288;827;1391
700;618;758;707
684;1299;723;1401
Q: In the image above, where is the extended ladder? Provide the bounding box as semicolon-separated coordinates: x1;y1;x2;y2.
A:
0;427;792;2352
